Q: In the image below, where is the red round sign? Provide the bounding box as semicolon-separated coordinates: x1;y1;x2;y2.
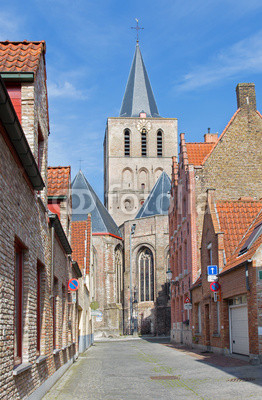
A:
210;282;221;292
68;278;79;291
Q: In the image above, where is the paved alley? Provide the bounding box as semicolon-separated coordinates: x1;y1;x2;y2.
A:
43;339;262;400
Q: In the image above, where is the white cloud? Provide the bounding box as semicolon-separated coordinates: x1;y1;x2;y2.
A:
48;81;88;100
178;31;262;91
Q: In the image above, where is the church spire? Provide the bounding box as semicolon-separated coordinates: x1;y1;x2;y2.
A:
119;44;160;118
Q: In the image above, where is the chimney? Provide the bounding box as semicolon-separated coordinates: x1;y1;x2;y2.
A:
236;83;256;110
204;131;218;143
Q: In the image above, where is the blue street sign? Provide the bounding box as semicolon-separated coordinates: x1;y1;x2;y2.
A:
207;265;218;276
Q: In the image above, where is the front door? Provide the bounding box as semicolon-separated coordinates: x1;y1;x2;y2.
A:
230;305;249;355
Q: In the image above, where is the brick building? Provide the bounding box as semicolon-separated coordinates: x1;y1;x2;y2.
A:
72;170;123;337
191;192;262;363
71;214;95;351
169;83;262;346
0;41;79;399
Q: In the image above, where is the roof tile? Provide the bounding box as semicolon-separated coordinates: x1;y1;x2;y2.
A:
216;200;262;266
47;166;71;197
0;41;45;74
186;143;216;166
71;216;91;274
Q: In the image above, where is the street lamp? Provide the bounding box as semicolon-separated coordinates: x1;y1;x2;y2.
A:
166;269;173;282
130;223;136;335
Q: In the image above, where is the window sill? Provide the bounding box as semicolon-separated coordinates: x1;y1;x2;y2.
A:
36;355;48;365
13;363;32;376
53;348;62;355
212;333;221;338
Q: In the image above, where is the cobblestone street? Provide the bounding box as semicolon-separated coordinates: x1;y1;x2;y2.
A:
43;339;262;400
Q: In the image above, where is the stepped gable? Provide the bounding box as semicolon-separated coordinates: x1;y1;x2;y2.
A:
0;41;45;73
136;171;171;219
119;43;160;118
47;166;71;197
72;170;121;238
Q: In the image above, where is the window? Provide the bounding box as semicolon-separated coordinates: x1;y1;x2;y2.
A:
139;247;154;302
207;243;212;265
197;303;202;334
14;245;23;365
38;125;44;173
157;130;163;156
115;247;123;303
124;130;130;156
141;129;147;157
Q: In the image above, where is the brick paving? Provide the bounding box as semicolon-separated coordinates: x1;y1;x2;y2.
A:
43;338;262;400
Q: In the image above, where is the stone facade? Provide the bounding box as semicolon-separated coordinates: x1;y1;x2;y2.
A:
121;215;170;335
104;117;177;226
92;234;123;337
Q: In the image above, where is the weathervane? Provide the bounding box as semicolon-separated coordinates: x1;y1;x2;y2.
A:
131;18;144;43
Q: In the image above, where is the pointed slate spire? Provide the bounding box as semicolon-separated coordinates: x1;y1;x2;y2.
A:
136;172;171;219
120;44;160;118
72;170;121;237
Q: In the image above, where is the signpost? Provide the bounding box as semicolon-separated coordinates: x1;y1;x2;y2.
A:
207;265;218;282
184;296;192;310
210;281;221;292
68;278;79;291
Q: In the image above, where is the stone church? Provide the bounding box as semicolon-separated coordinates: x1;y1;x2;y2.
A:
72;42;177;337
104;42;178;335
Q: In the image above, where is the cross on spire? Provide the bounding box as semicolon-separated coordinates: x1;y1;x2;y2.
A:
78;159;83;170
131;18;144;43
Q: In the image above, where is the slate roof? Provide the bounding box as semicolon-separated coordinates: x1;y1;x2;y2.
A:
71;170;121;238
215;200;262;263
186;143;216;166
136;171;171;219
47;166;71;197
119;44;160;118
0;41;45;73
71;215;91;274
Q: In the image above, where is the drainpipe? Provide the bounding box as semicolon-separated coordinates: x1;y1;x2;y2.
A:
245;261;250;291
50;221;55;299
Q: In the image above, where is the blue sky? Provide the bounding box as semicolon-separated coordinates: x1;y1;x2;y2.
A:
1;0;262;200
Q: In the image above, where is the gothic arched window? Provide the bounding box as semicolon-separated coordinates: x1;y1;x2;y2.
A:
115;247;123;303
157;130;163;157
141;128;147;157
139;247;154;302
124;129;130;156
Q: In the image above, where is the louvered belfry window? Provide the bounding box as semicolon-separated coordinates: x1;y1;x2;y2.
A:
124;130;130;156
157;130;163;156
141;128;147;157
139;247;154;302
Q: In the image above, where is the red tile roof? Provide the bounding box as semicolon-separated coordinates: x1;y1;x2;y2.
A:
186;143;216;166
71;216;91;274
223;208;262;272
216;200;262;263
0;41;45;73
47;166;71;197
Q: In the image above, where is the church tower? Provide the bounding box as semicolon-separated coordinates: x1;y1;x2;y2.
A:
104;42;177;226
